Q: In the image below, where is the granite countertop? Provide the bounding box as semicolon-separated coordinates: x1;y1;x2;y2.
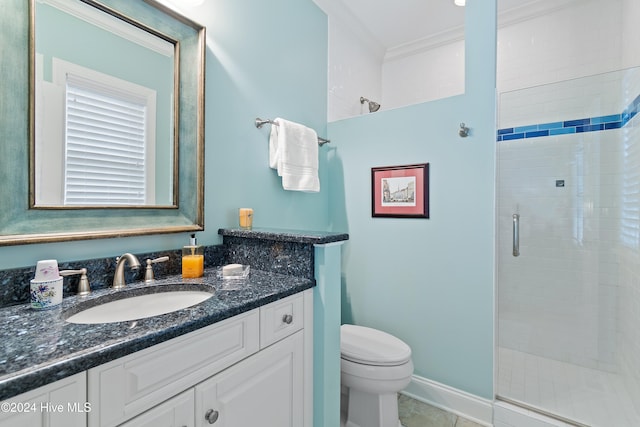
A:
0;268;314;401
219;227;349;244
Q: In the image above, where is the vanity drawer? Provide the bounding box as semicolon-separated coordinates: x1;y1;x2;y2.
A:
119;389;194;427
88;309;259;427
260;292;304;348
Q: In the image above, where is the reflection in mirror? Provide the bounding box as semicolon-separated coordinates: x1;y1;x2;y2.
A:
0;0;205;245
33;0;177;207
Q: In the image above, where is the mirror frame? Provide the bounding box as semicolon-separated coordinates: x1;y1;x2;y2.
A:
0;0;205;246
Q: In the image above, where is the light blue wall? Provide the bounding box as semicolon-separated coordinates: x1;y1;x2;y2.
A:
313;242;344;427
327;1;496;399
0;0;329;270
202;0;329;233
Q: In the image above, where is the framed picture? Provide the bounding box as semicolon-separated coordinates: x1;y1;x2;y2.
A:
371;163;429;218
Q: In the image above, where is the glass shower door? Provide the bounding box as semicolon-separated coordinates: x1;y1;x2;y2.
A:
496;69;640;427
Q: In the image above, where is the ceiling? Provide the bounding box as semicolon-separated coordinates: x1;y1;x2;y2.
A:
312;0;569;59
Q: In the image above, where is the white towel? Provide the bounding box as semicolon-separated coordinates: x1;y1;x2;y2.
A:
269;118;320;192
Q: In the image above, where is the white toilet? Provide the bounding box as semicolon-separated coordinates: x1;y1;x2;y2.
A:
340;324;414;427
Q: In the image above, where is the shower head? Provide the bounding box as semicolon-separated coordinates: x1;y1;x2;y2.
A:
360;97;381;113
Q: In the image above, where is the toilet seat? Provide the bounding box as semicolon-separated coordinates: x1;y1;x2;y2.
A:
341;324;411;366
341;356;414;385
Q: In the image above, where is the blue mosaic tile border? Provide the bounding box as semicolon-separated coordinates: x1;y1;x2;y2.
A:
497;93;640;141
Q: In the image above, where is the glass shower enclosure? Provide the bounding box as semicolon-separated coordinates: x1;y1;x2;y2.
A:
496;68;640;426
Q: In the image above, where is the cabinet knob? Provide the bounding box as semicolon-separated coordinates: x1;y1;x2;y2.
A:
205;409;219;424
282;314;293;324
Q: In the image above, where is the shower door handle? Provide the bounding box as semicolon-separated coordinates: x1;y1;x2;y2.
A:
512;214;520;257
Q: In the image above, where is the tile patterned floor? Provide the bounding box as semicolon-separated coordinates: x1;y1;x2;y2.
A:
398;394;485;427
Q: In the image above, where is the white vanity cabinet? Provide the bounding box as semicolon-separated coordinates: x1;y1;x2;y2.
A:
87;309;260;427
195;330;303;427
89;289;312;427
192;290;307;427
0;372;87;427
119;390;195;427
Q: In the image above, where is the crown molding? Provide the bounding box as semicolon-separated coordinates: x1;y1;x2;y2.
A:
383;0;581;62
384;25;464;62
497;0;581;29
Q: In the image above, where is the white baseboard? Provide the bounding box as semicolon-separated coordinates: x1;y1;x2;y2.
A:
401;375;494;427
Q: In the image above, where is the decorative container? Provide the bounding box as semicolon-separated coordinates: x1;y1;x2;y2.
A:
30;277;63;309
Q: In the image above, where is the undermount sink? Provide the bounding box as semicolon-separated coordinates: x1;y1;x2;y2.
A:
65;285;213;324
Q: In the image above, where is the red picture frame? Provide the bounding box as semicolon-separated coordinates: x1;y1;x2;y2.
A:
371;163;429;218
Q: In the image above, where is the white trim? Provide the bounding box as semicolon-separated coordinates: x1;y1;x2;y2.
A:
401;375;494;427
386;0;582;61
384;25;464;62
317;0;582;63
496;0;581;31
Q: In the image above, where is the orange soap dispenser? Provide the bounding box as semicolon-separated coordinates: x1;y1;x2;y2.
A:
182;234;204;278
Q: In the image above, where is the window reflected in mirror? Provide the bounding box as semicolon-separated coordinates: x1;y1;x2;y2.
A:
33;0;177;207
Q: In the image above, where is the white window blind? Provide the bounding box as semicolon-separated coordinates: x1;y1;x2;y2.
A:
64;75;147;205
621;131;640;249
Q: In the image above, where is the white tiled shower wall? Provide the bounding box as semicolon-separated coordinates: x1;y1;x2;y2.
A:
497;120;623;373
381;39;465;111
497;127;623;372
499;70;634;129
327;14;382;122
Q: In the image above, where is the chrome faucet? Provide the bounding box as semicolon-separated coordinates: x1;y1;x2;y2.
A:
113;253;141;289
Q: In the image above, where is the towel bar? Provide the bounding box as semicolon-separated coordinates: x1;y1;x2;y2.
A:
255;118;330;146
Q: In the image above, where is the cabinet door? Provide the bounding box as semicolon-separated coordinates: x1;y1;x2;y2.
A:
195;331;303;427
120;390;194;427
0;372;87;427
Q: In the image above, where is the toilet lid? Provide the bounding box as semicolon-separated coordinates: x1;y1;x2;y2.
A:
340;324;412;366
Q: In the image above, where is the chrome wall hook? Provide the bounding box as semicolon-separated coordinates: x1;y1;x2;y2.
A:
459;122;470;137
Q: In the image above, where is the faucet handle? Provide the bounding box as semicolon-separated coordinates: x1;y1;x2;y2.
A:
144;256;170;283
60;267;91;296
